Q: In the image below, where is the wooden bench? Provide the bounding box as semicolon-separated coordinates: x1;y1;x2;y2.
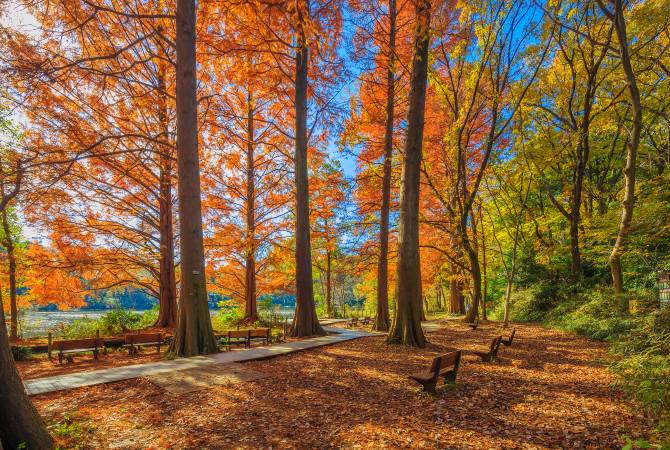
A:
409;350;462;393
123;332;162;355
53;338;102;364
473;336;503;362
346;317;359;328
224;330;250;350
467;316;479;330
360;317;372;325
248;328;270;347
501;328;516;346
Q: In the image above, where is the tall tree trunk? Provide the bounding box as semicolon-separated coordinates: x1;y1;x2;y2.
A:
291;0;324;337
448;275;460;314
326;251;333;317
480;210;487;321
155;67;177;329
387;0;430;347
448;263;463;314
1;208;17;340
608;0;641;295
569;147;584;280
245;92;258;322
463;241;482;323
0;290;53;449
172;0;217;356
374;0;396;333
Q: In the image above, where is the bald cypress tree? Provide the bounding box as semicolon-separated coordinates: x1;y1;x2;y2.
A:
387;0;431;348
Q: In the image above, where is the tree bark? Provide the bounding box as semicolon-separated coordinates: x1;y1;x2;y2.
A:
480;210;487;321
374;0;396;332
463;241;482;323
155;67;177;329
387;0;430;347
245;91;258;322
325;251;333;317
0;290;53;449
171;0;217;356
448;264;463;314
1;208;18;340
607;0;641;295
291;0;324;337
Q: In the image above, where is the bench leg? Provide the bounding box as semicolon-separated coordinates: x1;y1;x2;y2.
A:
421;380;437;394
443;372;457;384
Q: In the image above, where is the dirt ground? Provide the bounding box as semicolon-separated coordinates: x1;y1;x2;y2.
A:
31;320;653;449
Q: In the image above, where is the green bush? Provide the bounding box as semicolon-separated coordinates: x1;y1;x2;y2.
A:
211;300;245;331
550;289;635;341
612;353;670;442
11;345;32;361
61;307;158;338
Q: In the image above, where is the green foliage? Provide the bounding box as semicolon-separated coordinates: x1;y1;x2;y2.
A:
211;300;245;331
11;345;32;361
61;307;158;338
50;413;92;450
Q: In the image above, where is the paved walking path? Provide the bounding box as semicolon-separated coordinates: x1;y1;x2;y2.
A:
24;326;379;396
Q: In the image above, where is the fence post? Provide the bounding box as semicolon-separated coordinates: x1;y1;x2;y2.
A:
47;332;52;360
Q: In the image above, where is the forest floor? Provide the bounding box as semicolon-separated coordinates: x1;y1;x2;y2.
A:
31;319;653;449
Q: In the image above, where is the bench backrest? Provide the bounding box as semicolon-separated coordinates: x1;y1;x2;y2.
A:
228;330;249;339
249;328;269;338
488;336;502;354
54;338;100;351
491;336;503;356
126;333;162;345
430;350;461;374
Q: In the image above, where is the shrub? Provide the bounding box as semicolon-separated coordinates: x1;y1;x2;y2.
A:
612;354;670;443
211;300;245;331
11;345;32;361
61;307;158;338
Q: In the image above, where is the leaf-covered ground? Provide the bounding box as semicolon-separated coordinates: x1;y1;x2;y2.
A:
32;320;652;449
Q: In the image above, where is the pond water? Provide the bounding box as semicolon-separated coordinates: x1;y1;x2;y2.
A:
16;307;296;338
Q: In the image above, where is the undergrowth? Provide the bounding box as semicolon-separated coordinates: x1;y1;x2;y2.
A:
60;307;158;339
491;283;670;447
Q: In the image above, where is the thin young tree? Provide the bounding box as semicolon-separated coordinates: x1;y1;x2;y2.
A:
374;0;398;332
598;0;642;295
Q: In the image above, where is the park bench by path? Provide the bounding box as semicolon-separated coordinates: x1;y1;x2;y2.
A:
123;333;163;355
360;317;372;326
501;328;516;346
224;330;250;350
53;338;103;364
468;316;479;330
346;317;359;328
472;336;503;362
409;349;462;393
248;328;270;347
